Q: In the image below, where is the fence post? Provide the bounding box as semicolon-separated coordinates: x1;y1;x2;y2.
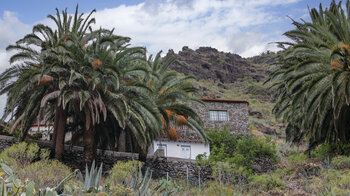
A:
198;167;201;189
186;165;189;186
166;172;169;181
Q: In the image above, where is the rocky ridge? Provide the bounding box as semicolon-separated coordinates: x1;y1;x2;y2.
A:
164;46;272;83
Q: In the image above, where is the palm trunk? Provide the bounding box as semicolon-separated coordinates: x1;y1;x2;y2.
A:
52;106;59;153
138;146;148;162
340;123;346;142
118;130;126;152
339;106;347;142
54;105;67;160
83;124;96;166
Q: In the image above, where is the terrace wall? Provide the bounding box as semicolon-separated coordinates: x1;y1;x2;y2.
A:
0;135;210;184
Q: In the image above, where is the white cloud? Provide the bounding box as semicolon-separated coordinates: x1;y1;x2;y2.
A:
0;11;30;48
0;0;303;116
0;12;30;116
93;0;299;57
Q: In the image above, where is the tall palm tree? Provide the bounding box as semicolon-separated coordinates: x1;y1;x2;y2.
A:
266;0;350;149
135;51;207;161
54;28;163;164
0;6;97;160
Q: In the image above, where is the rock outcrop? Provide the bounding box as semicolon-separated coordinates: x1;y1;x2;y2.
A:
163;46;272;83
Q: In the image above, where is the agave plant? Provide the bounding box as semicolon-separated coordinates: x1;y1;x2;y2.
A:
78;160;104;192
130;167;153;196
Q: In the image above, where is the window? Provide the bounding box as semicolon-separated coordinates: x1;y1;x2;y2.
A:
209;110;228;121
175;125;188;130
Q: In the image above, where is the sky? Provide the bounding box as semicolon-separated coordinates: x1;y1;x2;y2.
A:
0;0;333;115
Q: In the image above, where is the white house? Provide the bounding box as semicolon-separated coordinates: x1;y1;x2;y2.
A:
148;138;210;160
148;98;250;160
29;123;71;142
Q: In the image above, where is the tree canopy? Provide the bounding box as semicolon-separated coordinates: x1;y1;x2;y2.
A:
0;6;207;163
266;0;350;149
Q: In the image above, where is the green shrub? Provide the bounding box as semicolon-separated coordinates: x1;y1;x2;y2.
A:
206;128;242;160
308;169;350;195
230;135;278;169
153;178;184;195
0;142;50;170
311;143;335;161
206;129;278;170
331;156;350;169
287;153;308;166
311;143;350;161
249;174;284;191
109;184;134;195
212;162;252;191
106;160;143;186
27;132;43;140
17;160;71;189
202;182;236;196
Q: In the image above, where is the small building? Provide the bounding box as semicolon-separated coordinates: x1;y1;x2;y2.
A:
29;123;72;142
28;123;54;140
148;98;249;160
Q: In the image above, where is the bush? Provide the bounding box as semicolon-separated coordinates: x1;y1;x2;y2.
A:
206;128;242;160
308;169;350;195
202;182;236;196
229;135;278;169
311;143;350;161
206;129;278;170
106;160;143;186
311;143;335;161
331;156;350;169
287;152;308;166
0;142;50;170
211;161;251;185
18;160;72;189
249;174;284;191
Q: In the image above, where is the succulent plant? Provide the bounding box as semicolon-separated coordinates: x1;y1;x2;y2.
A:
68;160;104;193
130;167;153;196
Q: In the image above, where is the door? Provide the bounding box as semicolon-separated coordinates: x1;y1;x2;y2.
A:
157;144;167;156
181;145;191;159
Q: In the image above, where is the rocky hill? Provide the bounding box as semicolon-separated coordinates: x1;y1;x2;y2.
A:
164;46;269;83
164;46;281;135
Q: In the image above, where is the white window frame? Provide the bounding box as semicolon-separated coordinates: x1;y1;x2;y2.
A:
209;110;228;121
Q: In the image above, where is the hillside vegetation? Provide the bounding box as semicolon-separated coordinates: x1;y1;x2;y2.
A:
164;46;280;136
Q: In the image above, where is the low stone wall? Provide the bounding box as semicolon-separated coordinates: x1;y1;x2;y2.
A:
0;135;211;184
146;157;211;184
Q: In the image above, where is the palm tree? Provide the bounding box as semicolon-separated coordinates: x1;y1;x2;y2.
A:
136;51;207;161
266;0;350;149
0;6;206;165
54;28;163;164
0;6;97;160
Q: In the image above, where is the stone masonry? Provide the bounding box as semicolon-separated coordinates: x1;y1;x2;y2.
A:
191;98;249;134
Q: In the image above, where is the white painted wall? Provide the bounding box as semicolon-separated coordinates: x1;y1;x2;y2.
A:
29;125;53;140
29;125;72;142
148;140;210;160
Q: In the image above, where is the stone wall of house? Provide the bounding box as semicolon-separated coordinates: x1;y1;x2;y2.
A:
0;135;211;184
191;101;249;134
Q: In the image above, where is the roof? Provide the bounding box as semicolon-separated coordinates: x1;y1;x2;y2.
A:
32;123;54;127
158;129;204;142
157;138;204;143
200;98;249;105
